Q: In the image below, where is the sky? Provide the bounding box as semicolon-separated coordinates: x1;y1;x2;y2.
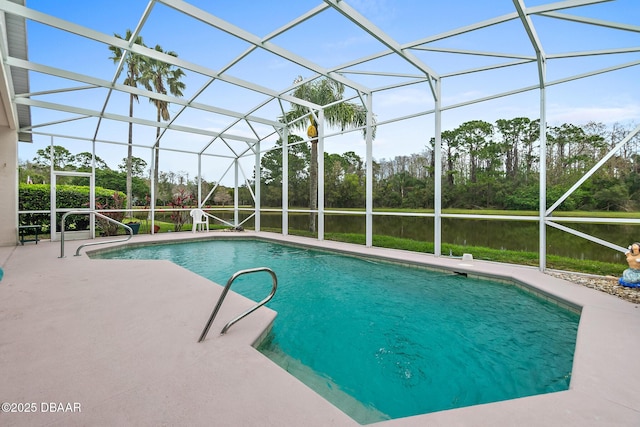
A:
14;0;640;186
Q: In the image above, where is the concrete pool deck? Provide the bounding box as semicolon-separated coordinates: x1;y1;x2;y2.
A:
0;231;638;426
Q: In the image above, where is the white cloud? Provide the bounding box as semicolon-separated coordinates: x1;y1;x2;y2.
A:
375;87;434;110
547;103;640;126
322;34;372;51
348;0;395;20
266;59;289;70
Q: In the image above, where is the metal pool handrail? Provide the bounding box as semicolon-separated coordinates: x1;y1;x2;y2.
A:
59;210;133;258
198;267;278;342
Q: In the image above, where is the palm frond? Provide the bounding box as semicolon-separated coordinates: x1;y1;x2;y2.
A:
281;76;375;139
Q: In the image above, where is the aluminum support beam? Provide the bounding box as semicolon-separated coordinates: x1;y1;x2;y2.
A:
233;159;239;227
434;80;442;257
317;110;325;241
159;0;370;95
281;128;289;235
546;221;628;254
150;146;156;234
197;154;202;207
254;141;261;232
365;94;373;248
538;70;548;271
324;0;438;99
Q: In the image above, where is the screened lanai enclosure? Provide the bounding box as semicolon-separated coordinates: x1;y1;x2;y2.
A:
1;0;639;269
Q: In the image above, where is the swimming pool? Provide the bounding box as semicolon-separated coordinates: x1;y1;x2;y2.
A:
93;239;580;424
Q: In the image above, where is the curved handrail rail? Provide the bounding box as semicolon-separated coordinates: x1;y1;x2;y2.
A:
59;210;133;258
198;267;278;342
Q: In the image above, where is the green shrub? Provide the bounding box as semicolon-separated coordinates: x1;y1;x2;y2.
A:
18;184;126;233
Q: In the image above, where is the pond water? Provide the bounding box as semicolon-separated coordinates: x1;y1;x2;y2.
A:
176;211;633;264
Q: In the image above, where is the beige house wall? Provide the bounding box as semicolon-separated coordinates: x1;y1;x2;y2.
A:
0;126;18;246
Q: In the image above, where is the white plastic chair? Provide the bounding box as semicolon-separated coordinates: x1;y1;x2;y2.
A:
190;208;209;233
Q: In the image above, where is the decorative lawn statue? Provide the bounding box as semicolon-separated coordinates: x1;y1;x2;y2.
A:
619;242;640;288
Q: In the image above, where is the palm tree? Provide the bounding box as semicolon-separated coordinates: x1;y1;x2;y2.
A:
281;76;374;232
108;29;150;211
145;45;186;202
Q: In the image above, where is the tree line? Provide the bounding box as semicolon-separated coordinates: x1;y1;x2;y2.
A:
19;117;639;215
260;118;640;212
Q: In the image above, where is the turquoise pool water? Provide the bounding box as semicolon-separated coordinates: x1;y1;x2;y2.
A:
93;239;580;424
